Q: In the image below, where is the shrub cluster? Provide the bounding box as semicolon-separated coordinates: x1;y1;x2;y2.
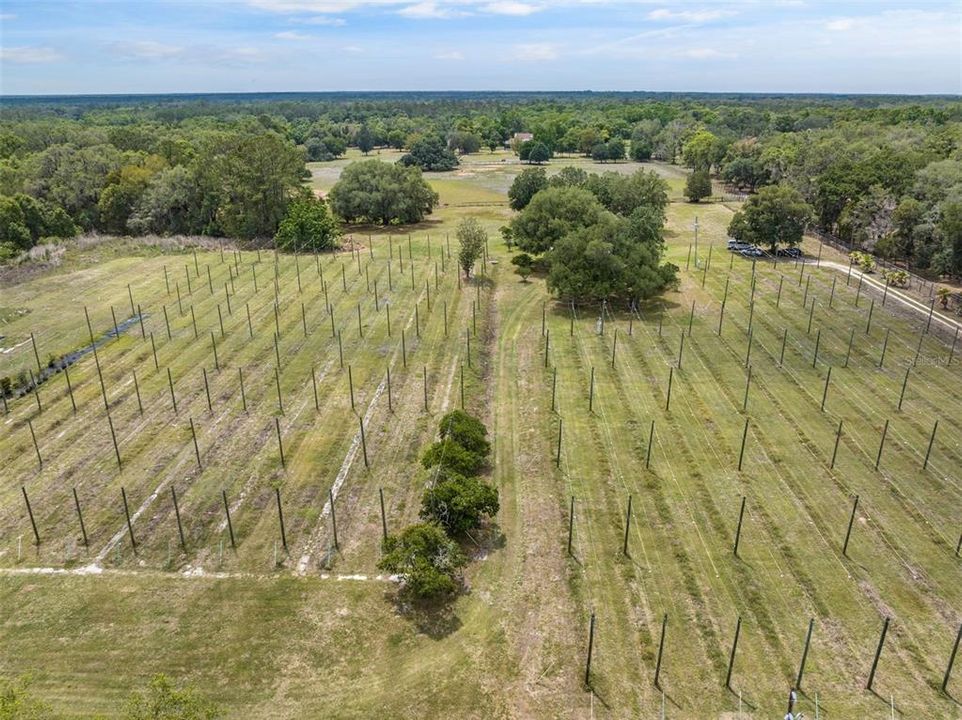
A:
377;410;499;600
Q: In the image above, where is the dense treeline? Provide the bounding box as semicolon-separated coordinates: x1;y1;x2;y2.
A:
2;92;960;275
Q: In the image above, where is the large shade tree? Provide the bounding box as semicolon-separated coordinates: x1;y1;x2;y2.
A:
727;184;815;252
329;160;438;225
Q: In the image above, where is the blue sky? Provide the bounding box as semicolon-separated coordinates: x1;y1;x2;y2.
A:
1;1;959;95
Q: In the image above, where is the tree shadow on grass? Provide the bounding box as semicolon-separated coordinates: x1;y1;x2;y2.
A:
385;591;463;641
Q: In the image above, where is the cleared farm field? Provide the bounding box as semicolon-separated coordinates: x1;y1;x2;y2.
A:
1;161;960;718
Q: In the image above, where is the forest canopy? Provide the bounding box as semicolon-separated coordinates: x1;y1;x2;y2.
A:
1;92;960;276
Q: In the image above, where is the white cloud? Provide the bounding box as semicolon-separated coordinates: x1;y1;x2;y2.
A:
0;13;16;21
107;41;267;65
249;0;402;12
274;30;312;39
681;47;736;59
435;49;465;60
343;44;364;52
647;8;730;23
398;1;465;18
512;42;558;61
825;18;855;31
481;2;540;16
109;41;185;60
0;46;62;63
296;15;347;24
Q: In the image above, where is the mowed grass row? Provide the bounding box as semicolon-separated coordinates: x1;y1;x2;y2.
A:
528;204;960;715
0;235;492;574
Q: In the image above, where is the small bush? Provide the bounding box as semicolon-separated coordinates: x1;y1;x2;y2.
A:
378;523;467;598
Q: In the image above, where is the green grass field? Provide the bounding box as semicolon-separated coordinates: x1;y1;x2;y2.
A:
1;155;961;718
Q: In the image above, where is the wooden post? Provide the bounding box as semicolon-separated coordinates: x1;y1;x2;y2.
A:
779;328;788;367
737;417;749;471
110;305;120;341
202;368;213;414
379;487;388;541
943;623;962;693
855;274;863;306
821;367;832;412
163;304;172;340
865;299;875;334
330;488;339;550
646;420;655;469
222;490;235;549
172;486;186;551
150;333;159;370
460;364;465;409
745;329;753;367
167;368;178;413
337;330;344;369
776;275;784;308
359;415;369;468
190;305;198;339
22;486;40;545
622;494;632;556
726;616;742;690
718;301;726;336
812;328;821;368
913;329;925;367
567;496;575;555
829;275;837;308
866;617;890;691
133;370;143;414
923;419;938;470
541;302;546;336
831;419;843;469
550;366;558;412
238;367;247;412
677;333;684;369
807;296;816;335
164;264;171;295
611;329;617;368
843;494;859;556
348;365;355;411
797;618;815;690
881;278;890;307
210;332;220;372
588;367;595;412
423;365;428;412
121;486;136;549
665;367;673;411
685;244;692;271
585;611;596;687
875;420;889;471
415;304;420;338
275;367;284;415
743;365;752;412
73;487;88;547
443;301;448;338
878;328;890;368
556;418;562;465
107;413;122;470
803;276;811;309
386;302;391;337
30;331;42;374
897;367;910;411
654;613;668;689
747;301;755;338
189;417;201;468
725;491;747;562
688;301;695;336
949;328;958;366
275;487;288;552
275;417;286;469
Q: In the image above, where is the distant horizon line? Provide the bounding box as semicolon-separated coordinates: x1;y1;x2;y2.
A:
3;89;961;101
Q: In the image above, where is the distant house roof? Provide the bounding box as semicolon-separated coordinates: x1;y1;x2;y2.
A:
512;132;534;142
